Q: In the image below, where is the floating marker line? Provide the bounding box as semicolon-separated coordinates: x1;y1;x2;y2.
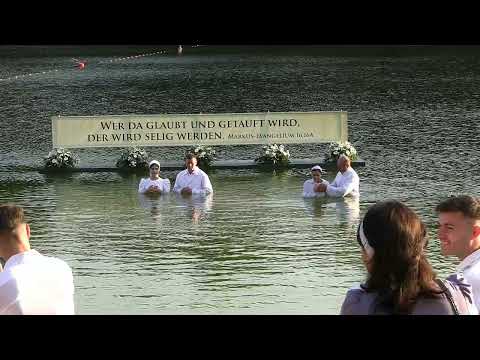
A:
0;49;168;82
99;50;167;64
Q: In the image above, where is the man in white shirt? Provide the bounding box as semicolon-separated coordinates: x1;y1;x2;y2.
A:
0;204;75;315
173;153;213;196
302;165;329;198
316;154;360;198
436;195;480;311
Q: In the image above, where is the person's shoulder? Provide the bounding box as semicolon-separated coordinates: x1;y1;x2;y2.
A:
347;284;364;293
340;285;371;315
443;274;478;314
463;259;480;277
162;178;171;183
343;285;367;303
303;179;313;185
0;268;14;286
176;169;188;176
446;272;472;287
349;167;360;177
51;256;72;268
197;168;209;177
41;254;73;272
443;273;474;300
27;252;73;279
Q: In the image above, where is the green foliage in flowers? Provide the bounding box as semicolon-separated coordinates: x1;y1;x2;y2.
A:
116;147;149;169
44;148;79;169
255;144;290;166
325;141;358;162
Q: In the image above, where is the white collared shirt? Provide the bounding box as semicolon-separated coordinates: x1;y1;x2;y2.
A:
326;167;360;198
173;167;213;196
457;248;480;311
302;179;330;198
138;177;171;194
0;250;75;315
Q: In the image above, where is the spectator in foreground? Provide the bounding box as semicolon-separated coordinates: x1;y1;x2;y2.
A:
340;200;477;315
436;195;480;311
0;204;75;315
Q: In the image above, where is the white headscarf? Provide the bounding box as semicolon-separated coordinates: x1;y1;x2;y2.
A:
358;220;375;259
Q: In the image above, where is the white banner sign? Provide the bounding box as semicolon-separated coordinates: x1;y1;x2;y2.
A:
51;112;348;148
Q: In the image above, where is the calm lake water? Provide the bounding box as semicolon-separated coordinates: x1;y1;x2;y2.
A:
1;45;480;314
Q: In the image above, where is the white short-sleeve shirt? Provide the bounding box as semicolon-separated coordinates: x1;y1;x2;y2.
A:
457;248;480;311
0;250;75;315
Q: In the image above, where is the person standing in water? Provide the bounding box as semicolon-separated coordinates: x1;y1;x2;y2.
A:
138;160;171;194
173;154;213;196
303;165;329;198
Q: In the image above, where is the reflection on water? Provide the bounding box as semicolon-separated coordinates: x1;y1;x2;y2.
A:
174;194;213;224
334;197;360;224
139;192;214;225
138;193;171;224
303;197;360;225
303;198;327;218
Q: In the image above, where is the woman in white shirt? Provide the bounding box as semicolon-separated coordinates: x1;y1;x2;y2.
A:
138;160;171;194
303;165;329;198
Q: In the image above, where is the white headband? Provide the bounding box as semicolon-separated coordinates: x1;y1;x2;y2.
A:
358;221;375;259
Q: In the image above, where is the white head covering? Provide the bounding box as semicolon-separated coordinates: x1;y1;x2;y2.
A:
311;165;324;173
149;160;160;168
358;220;374;259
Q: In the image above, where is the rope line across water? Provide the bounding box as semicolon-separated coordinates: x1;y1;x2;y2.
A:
0;49;170;82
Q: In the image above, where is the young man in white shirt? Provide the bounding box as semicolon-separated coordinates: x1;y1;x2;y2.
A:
0;204;75;315
437;195;480;311
316;154;360;198
302;165;329;198
173;153;213;196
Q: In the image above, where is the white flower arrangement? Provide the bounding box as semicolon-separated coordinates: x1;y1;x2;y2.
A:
255;144;290;166
186;145;216;167
116;147;149;169
325;141;358;162
44;148;79;169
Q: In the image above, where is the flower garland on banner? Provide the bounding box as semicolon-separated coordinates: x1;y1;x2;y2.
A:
255;144;290;166
185;145;216;168
43;148;79;169
325;141;358;162
116;147;149;170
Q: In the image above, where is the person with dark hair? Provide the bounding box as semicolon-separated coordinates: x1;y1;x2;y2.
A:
341;200;477;315
436;195;480;310
173;153;213;196
138;160;171;194
302;165;329;198
0;204;75;314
